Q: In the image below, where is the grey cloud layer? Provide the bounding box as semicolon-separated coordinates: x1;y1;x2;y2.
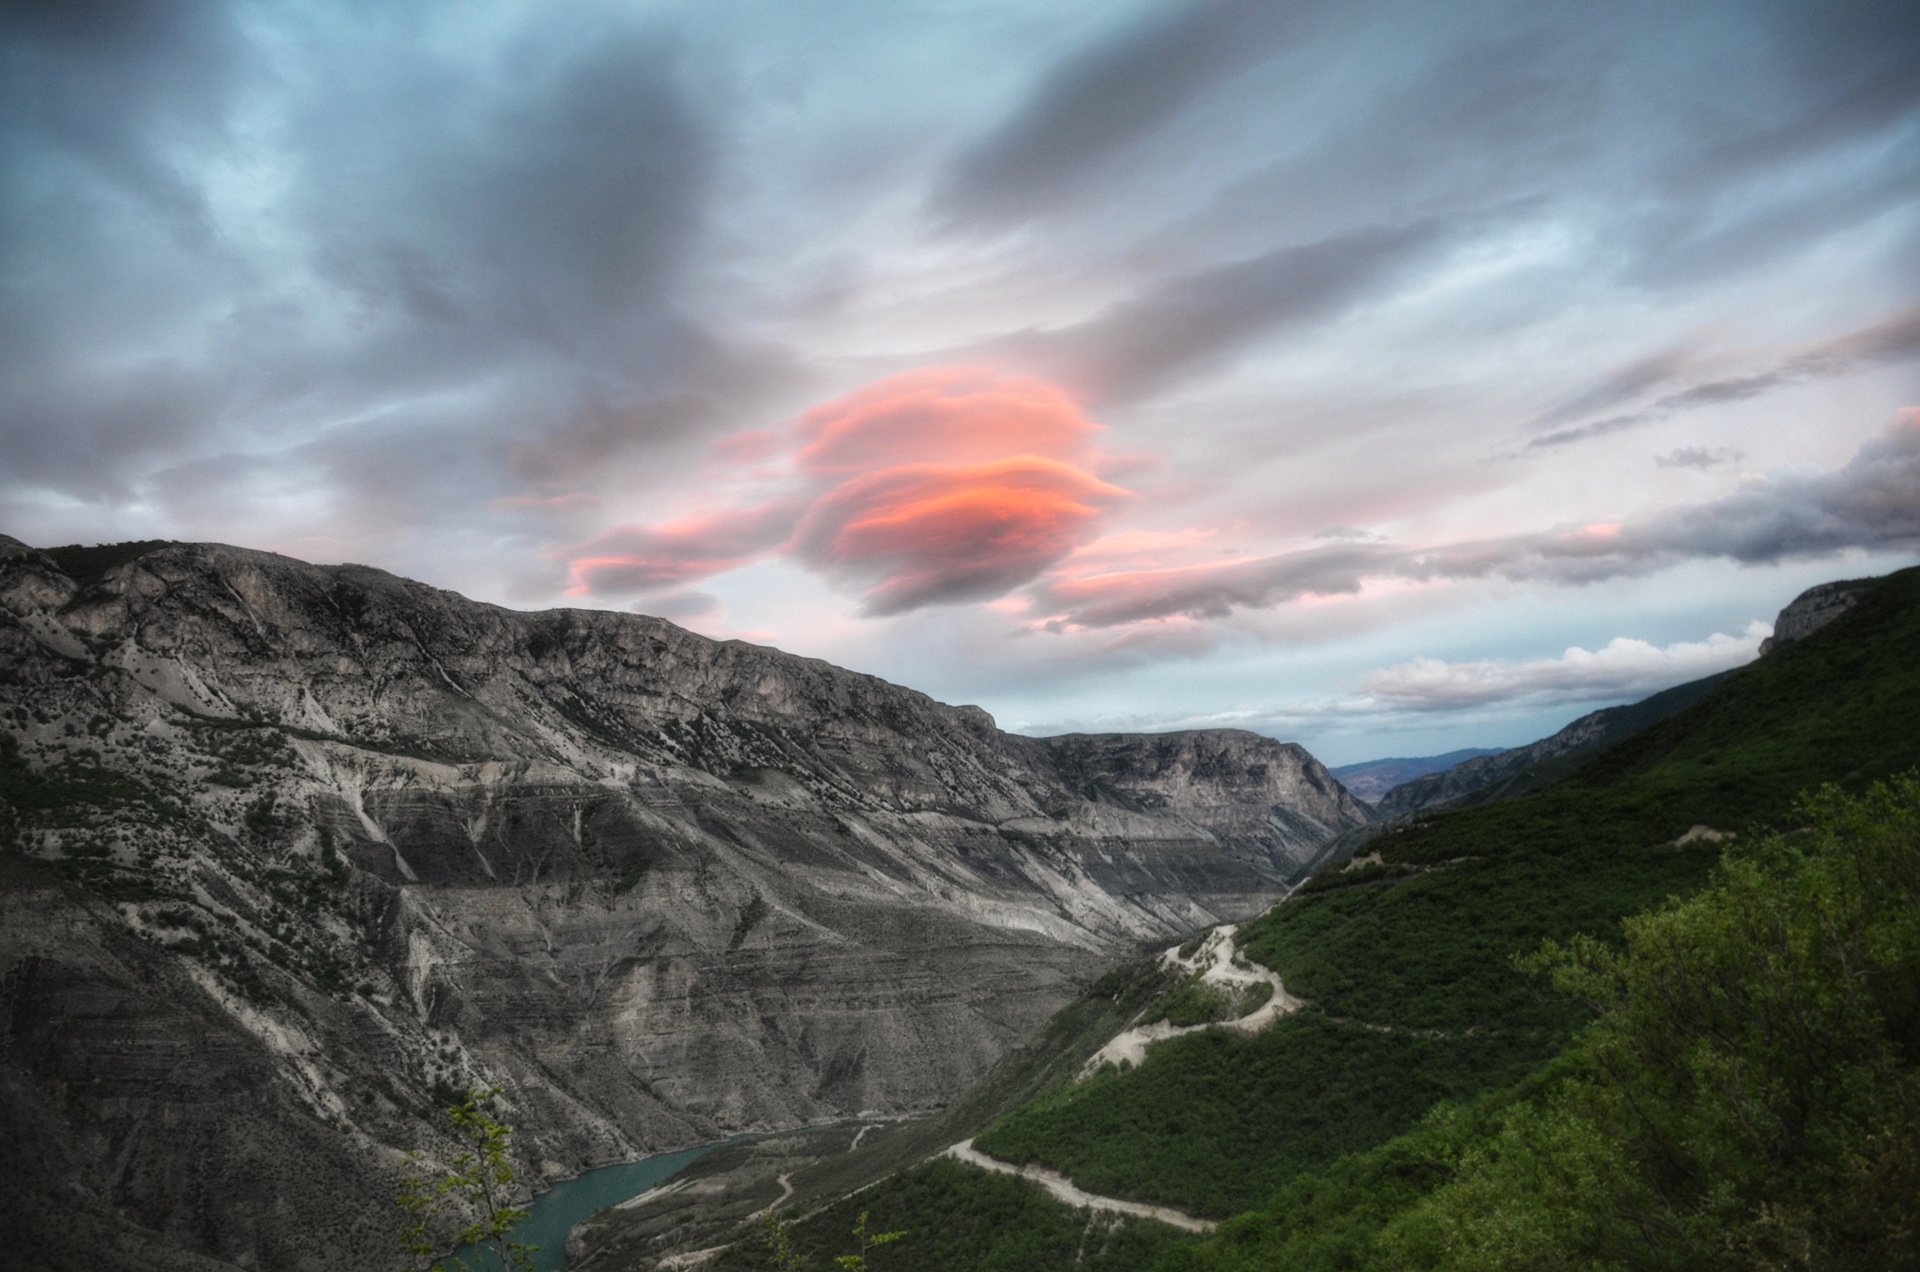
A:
977;219;1452;403
0;0;1915;643
1528;304;1920;450
1040;415;1920;628
0;4;737;547
934;0;1330;226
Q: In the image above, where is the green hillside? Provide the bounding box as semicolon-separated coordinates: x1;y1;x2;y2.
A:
736;566;1920;1269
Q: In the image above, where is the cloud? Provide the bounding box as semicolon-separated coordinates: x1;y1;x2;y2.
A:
1657;447;1742;469
1034;409;1920;628
793;456;1129;614
567;502;800;594
1527;344;1698;430
564;366;1131;613
934;0;1328;226
978;219;1452;402
1359;623;1770;711
794;366;1101;472
1526;303;1920;451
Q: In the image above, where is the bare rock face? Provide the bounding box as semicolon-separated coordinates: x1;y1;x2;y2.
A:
1756;577;1881;654
1028;731;1371;877
0;537;1369;1270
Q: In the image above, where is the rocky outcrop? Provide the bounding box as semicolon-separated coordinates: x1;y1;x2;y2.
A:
1756;577;1881;655
0;536;1369;1270
1030;731;1371;878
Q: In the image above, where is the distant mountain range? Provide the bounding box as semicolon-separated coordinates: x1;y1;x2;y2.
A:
1328;749;1504;802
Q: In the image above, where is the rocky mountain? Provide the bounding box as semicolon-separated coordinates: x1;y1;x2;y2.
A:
1369;575;1887;821
1755;576;1881;653
0;536;1370;1272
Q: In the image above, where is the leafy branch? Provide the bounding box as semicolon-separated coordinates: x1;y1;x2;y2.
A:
397;1086;538;1272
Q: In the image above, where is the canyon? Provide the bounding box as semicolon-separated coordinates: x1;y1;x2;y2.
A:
0;537;1371;1271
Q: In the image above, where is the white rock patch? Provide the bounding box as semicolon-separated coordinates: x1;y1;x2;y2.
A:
1079;923;1299;1077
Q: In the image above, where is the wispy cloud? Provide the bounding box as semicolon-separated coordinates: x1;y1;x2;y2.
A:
933;0;1331;227
977;220;1454;403
1034;410;1920;628
1526;304;1920;450
1657;446;1742;469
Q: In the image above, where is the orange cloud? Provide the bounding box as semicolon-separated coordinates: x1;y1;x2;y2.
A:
564;366;1132;614
793;456;1129;613
796;366;1098;474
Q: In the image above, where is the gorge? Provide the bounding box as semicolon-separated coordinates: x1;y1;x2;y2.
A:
0;536;1371;1272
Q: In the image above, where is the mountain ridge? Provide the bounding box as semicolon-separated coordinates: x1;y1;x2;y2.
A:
0;535;1369;1272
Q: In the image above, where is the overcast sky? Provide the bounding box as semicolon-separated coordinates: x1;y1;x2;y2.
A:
4;0;1918;764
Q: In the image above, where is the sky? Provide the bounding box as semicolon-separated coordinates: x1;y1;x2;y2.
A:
3;0;1918;766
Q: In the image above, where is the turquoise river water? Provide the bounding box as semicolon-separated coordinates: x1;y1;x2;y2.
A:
455;1143;718;1271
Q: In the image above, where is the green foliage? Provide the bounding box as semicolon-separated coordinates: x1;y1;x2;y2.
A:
0;733;160;825
760;1212;806;1270
1142;974;1233;1027
1148;1094;1509;1272
717;1159;1194;1271
1143;774;1920;1272
885;574;1920;1266
1239;842;1716;1033
612;856;651;895
397;1087;538;1272
1234;982;1272;1017
832;1211;906;1271
730;894;770;950
975;1014;1545;1217
1400;774;1920;1271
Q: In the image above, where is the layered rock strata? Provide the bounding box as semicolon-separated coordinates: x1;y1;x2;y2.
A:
0;537;1369;1270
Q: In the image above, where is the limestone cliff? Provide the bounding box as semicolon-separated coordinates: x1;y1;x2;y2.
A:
0;537;1369;1271
1755;576;1882;654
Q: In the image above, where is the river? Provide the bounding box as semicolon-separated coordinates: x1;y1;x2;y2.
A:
456;1143;718;1272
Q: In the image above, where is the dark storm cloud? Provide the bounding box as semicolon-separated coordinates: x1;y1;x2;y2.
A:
1040;413;1920;627
934;0;1329;226
979;219;1451;403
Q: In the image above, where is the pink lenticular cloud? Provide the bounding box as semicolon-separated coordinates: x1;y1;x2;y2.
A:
794;456;1129;613
565;366;1132;613
796;367;1101;473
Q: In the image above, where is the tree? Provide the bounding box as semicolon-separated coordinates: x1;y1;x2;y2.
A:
397;1087;538;1272
760;1207;906;1271
1403;773;1920;1271
835;1210;906;1271
759;1211;805;1271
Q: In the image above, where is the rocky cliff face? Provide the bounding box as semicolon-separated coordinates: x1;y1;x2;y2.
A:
0;537;1369;1271
1756;576;1882;654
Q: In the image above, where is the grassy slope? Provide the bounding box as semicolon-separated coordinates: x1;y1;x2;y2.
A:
959;567;1920;1225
